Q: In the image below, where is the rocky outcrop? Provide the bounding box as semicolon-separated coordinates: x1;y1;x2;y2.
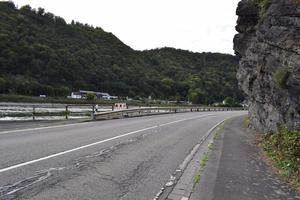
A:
234;0;300;133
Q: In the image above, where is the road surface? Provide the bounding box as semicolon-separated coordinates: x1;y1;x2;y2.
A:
0;111;246;200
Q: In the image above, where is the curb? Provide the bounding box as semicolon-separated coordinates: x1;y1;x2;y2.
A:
154;119;227;200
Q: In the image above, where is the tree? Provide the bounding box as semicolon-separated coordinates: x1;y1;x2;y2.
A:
86;93;96;101
37;7;45;15
20;5;32;12
188;88;208;105
223;97;241;107
0;2;244;102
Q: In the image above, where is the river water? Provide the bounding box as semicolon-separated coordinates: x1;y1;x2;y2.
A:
0;102;112;121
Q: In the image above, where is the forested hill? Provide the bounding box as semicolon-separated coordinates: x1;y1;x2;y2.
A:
0;1;243;104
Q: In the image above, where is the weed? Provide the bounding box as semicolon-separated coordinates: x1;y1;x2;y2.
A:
208;143;214;150
193;152;209;186
244;116;251;128
200;153;209;168
193;173;200;185
261;125;300;186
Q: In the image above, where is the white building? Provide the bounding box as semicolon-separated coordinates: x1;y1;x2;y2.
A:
71;92;82;99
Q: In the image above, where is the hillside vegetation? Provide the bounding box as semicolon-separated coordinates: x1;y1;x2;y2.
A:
0;1;243;104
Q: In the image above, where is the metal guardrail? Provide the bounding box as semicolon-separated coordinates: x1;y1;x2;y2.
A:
0;103;98;120
92;106;247;120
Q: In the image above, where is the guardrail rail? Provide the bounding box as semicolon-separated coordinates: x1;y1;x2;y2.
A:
93;106;247;120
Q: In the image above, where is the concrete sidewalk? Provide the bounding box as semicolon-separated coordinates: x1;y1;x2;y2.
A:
190;116;300;200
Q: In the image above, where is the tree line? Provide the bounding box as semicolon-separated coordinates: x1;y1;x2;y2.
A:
0;2;244;104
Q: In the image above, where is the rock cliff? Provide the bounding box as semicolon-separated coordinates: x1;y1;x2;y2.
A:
234;0;300;133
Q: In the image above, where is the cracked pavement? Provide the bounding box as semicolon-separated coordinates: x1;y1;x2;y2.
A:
0;111;246;200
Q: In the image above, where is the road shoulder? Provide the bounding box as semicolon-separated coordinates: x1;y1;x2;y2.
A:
190;116;300;200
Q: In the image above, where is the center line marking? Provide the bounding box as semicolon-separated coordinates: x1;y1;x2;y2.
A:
0;114;215;173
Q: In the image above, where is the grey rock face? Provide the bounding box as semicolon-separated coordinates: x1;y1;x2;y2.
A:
234;0;300;133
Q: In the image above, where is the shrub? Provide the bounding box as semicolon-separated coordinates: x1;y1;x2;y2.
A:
262;125;300;185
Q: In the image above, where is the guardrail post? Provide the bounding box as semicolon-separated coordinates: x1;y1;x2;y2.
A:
65;105;69;120
91;105;95;120
32;105;36;120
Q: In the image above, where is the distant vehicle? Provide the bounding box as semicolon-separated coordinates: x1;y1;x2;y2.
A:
39;95;46;98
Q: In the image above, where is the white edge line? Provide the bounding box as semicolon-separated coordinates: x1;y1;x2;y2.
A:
0;114;215;173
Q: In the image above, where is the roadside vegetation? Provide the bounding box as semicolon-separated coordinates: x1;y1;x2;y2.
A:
193;152;209;186
260;126;300;187
243;116;251;128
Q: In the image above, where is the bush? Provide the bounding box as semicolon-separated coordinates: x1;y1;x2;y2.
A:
262;125;300;185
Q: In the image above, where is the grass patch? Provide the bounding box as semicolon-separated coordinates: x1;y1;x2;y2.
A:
193;173;200;185
200;153;209;168
261;125;300;187
193;152;209;185
213;121;227;140
208;142;214;150
244;116;251;128
273;68;289;89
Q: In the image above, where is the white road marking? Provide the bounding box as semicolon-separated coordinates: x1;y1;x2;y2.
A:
0;114;215;173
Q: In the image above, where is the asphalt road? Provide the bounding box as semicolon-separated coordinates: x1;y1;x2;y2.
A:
0;111;246;200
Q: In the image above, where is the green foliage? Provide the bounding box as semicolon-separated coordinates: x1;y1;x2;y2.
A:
86;93;96;101
0;2;244;103
193;152;209;186
224;97;234;106
208;142;214;150
223;96;241;107
254;0;271;18
243;116;251;128
262;126;300;185
273;68;289;89
188;88;208;104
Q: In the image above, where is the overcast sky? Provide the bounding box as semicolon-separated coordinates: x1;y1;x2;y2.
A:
12;0;240;54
